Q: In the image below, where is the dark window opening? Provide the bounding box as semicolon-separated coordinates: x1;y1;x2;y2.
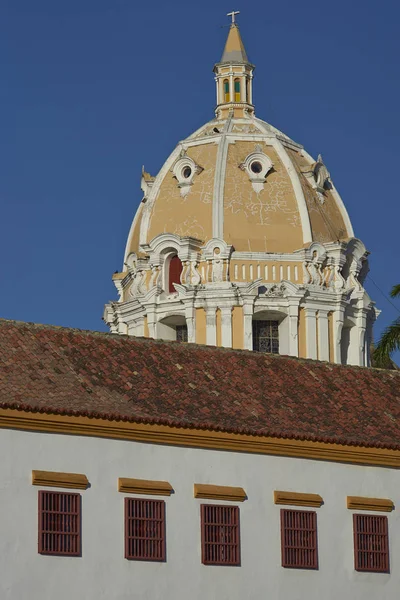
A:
182;166;192;179
38;491;81;556
168;255;182;293
176;324;188;342
125;498;166;561
353;514;389;573
253;320;279;353
250;161;263;174
281;509;318;569
201;504;240;566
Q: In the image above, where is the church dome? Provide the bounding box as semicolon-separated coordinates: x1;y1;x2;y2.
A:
125;22;353;260
105;15;376;369
125;115;353;259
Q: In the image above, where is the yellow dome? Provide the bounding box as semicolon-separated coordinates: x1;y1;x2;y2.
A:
125;115;353;259
105;17;374;371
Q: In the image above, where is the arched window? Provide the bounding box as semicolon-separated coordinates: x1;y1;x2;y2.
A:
168;255;182;293
234;79;241;102
224;80;230;103
252;320;279;353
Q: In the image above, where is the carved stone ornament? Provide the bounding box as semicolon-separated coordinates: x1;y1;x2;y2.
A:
239;145;274;193
301;154;332;203
171;148;204;197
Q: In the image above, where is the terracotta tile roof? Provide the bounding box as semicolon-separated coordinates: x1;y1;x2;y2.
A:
1;319;400;450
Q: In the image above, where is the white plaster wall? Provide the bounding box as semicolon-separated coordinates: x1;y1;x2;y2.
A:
0;428;399;600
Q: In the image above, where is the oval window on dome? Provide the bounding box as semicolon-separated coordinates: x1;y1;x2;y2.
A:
182;166;192;179
250;161;263;174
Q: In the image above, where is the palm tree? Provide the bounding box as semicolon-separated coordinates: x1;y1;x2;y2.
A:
373;284;400;368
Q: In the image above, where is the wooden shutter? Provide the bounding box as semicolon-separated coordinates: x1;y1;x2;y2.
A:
353;514;389;572
201;504;240;566
281;509;318;569
168;256;182;293
38;491;81;556
125;498;166;561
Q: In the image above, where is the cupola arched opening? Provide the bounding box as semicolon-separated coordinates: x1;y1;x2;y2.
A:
223;79;230;102
168;255;183;293
234;79;241;102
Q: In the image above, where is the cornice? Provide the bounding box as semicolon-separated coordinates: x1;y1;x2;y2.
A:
118;477;173;496
347;496;394;512
31;470;89;490
274;490;323;508
194;483;246;502
1;408;400;468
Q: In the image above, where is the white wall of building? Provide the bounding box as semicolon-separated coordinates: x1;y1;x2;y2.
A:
0;428;399;600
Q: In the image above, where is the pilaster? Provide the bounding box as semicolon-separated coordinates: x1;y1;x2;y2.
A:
317;310;329;362
220;307;233;348
305;308;317;360
206;307;217;346
333;305;345;364
243;303;253;350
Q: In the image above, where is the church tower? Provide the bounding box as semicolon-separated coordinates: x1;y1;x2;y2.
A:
104;14;377;367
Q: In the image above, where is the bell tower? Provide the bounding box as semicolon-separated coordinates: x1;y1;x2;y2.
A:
214;12;255;119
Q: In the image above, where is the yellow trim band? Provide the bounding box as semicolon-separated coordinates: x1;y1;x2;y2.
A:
347;496;394;512
274;490;323;508
1;408;400;468
194;483;246;502
118;477;173;496
32;470;88;490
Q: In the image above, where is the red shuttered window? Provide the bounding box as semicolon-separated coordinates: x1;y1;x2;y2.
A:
168;255;182;293
125;498;166;561
353;514;389;573
38;491;81;556
281;509;318;569
201;504;240;566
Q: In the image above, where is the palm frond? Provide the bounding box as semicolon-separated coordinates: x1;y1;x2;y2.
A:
390;284;400;299
373;317;400;368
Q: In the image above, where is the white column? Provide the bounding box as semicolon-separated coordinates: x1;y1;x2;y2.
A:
127;319;143;337
221;307;232;348
248;74;253;104
218;77;224;104
356;309;367;367
229;74;234;103
287;304;299;357
317;310;329;362
305;308;317;359
243;303;253;350
332;306;345;364
206;307;217;346
185;306;196;344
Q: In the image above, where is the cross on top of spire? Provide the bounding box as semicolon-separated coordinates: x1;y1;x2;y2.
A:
227;10;240;24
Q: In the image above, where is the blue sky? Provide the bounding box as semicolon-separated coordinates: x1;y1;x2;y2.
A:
1;0;399;358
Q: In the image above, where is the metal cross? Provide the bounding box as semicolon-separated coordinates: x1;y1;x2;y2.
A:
227;10;240;24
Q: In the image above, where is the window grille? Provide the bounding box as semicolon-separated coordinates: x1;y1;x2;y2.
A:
125;498;166;561
168;255;182;293
38;491;81;556
201;504;240;566
353;514;389;573
252;320;279;353
281;509;318;569
176;324;188;342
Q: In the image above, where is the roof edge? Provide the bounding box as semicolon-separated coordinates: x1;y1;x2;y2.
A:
1;405;400;464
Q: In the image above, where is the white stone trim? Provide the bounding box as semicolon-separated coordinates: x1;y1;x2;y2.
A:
138;145;183;248
302;149;355;238
123;203;144;268
212;131;230;239
271;137;312;245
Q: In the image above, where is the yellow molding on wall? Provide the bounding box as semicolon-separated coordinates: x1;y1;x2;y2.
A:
118;477;173;496
31;470;89;490
1;408;400;468
194;483;246;502
347;496;394;512
274;490;323;508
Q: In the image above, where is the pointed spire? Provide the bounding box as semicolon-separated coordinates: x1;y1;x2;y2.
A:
221;23;249;64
